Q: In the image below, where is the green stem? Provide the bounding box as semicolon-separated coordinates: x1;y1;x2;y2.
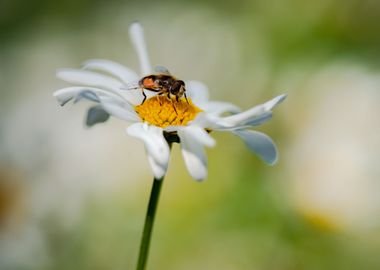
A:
136;175;164;270
136;137;176;270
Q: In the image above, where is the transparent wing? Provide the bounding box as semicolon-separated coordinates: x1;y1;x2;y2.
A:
154;65;171;75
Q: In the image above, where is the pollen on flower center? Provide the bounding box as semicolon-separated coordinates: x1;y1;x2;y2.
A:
135;96;202;128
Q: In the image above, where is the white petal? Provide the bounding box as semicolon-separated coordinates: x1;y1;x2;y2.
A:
185;80;209;105
188;113;224;131
201;101;241;116
233;130;278;165
183;126;215;147
147;154;167;179
208;112;274;131
244;111;273;126
220;94;287;127
57;68;124;91
129;22;152;76
99;96;139;122
53;86;138;122
263;94;287;111
82;59;139;84
120;89;144;106
178;127;212;181
53;86;123;106
126;123;170;168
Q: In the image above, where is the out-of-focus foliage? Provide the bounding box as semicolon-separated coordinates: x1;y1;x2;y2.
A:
1;0;380;269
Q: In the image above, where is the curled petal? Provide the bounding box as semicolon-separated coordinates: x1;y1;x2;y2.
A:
129;22;152;76
53;86;123;106
263;94;287;111
219;94;287;128
185;80;209;105
86;106;110;127
233;129;278;165
244;111;272;126
178;126;215;181
126;123;170;178
201;101;241;116
53;87;139;122
57;68;124;91
82;59;139;84
211;112;274;130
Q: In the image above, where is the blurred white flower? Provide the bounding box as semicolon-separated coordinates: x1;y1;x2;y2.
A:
286;64;380;231
54;22;286;180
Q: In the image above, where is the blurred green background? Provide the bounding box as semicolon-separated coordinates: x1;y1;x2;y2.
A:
1;0;380;269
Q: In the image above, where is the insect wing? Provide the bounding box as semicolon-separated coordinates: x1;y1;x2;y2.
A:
154;65;171;75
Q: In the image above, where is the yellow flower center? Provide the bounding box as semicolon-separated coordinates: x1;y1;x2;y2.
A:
135;96;202;128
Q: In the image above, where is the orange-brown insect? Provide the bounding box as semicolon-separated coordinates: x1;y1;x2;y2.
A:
137;66;188;104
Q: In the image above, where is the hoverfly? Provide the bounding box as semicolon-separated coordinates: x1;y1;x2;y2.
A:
127;66;188;105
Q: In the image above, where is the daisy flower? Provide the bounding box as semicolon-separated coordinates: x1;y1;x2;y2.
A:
54;22;287;270
54;22;286;181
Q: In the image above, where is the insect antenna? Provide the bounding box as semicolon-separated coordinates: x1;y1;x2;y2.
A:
120;82;140;91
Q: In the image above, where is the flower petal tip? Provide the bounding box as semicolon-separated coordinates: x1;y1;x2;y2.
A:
128;21;152;75
52;88;71;106
129;21;144;38
275;94;287;106
81;59;97;68
56;68;69;78
208;140;216;148
129;21;142;28
194;176;206;182
189;168;208;182
266;154;278;166
52;92;63;106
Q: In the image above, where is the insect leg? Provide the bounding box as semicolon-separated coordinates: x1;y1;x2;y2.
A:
172;102;178;115
156;92;163;105
141;89;147;104
184;92;189;104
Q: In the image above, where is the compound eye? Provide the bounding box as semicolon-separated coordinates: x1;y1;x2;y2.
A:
171;83;181;94
178;80;185;86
